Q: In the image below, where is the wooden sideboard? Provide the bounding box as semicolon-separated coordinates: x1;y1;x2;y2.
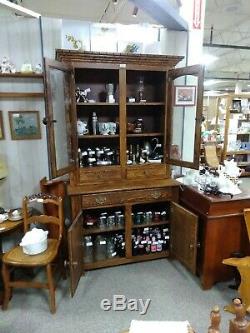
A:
179;184;250;289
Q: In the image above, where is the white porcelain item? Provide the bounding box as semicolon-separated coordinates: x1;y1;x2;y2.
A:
20;228;48;255
77;119;88;135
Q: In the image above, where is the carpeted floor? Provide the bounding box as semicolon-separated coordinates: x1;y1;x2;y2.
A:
1;259;237;333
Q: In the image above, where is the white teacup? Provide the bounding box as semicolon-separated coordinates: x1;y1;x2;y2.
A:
109;122;117;135
99;122;109;135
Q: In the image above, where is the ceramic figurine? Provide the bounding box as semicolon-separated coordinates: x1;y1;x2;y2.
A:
9;63;16;73
20;62;33;73
75;87;91;103
34;64;42;74
1;56;11;73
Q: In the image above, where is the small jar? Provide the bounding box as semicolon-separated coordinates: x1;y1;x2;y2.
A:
133;118;144;134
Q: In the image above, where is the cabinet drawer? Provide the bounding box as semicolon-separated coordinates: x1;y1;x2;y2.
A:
126;164;166;180
82;187;174;208
79;166;121;183
123;188;173;204
82;192;124;208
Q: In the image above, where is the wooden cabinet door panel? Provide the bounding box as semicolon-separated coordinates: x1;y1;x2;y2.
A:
44;58;77;178
68;210;83;296
170;202;198;274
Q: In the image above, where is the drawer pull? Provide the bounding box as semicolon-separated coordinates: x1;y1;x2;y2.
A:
95;196;107;205
150;191;162;199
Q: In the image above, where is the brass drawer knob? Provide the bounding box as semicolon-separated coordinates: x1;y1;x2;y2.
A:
150;191;162;199
95;196;107;205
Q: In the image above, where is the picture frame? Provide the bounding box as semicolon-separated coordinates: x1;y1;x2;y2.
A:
174;85;196;106
0;111;5;140
8;111;41;140
232;99;242;113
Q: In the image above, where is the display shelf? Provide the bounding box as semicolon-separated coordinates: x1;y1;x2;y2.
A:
0;92;44;98
83;225;125;235
78;134;119;139
226;150;250;155
127;102;165;106
132;220;169;229
127;133;163;137
77;102;119;106
0;72;43;78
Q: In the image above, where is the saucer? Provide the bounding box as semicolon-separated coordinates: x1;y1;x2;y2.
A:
0;213;8;223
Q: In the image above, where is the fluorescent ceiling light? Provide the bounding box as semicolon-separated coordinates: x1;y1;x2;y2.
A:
200;54;218;66
0;0;41;18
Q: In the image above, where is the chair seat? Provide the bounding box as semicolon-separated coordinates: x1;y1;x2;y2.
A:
223;256;250;268
2;239;59;266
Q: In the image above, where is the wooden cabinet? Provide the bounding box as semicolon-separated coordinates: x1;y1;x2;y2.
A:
43;50;204;295
180;185;250;290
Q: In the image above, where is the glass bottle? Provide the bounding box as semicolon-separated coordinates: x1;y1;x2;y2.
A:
83;236;94;264
138;76;145;102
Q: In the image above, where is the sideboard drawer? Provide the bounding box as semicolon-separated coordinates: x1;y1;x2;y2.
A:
82;187;174;208
82;192;124;208
123;188;173;204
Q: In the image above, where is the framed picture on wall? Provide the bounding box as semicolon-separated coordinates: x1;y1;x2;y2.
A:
0;111;4;140
8;111;41;140
174;85;196;106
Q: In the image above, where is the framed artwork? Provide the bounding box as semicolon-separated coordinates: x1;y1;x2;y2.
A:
232;99;241;113
0;111;4;140
9;111;41;140
174;85;196;106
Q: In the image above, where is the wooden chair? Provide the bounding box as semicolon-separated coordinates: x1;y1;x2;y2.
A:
2;193;64;314
222;209;250;314
121;300;250;332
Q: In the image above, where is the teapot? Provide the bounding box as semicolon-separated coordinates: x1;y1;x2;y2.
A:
77;119;88;135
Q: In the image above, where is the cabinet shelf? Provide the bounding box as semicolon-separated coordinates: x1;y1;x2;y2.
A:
226;150;250;155
77;102;119;106
83;225;124;235
127;102;165;106
132;220;169;229
78;134;119;139
127;133;163;137
0;92;44;98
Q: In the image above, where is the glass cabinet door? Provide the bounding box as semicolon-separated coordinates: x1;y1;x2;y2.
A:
167;65;204;169
44;58;76;178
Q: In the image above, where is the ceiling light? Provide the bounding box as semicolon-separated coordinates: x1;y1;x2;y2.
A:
200;54;218;66
112;0;118;5
0;0;41;18
132;6;138;17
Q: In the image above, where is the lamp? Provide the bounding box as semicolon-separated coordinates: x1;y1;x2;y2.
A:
132;6;138;17
112;0;118;4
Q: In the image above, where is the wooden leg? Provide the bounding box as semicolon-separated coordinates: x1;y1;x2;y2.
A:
2;263;11;310
46;263;56;314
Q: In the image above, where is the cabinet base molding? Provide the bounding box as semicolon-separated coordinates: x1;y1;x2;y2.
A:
84;251;169;270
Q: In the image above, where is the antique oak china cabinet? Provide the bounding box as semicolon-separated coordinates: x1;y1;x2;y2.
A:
42;50;204;296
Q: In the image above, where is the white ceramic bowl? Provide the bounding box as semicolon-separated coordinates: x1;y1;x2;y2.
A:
21;237;48;255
